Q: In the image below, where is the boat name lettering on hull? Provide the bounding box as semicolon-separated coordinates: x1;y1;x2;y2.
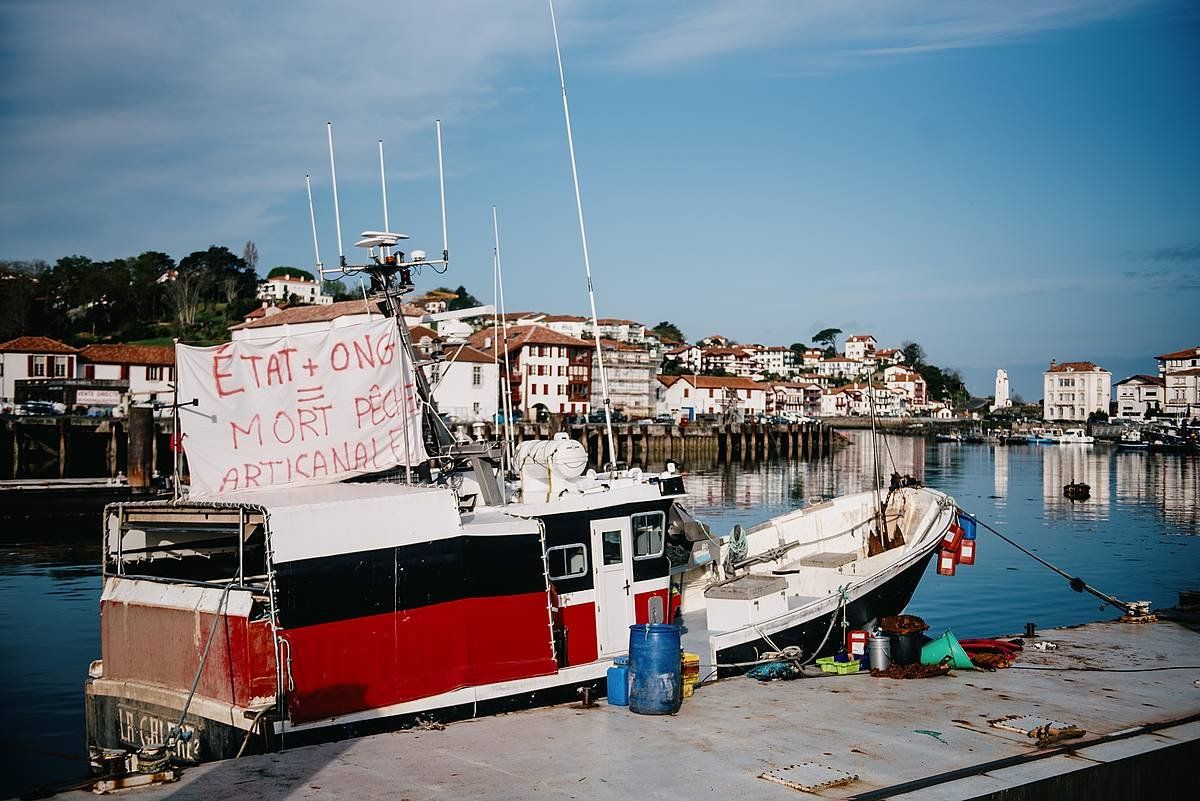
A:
117;704;201;762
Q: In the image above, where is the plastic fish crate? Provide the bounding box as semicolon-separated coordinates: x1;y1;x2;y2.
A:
816;656;861;675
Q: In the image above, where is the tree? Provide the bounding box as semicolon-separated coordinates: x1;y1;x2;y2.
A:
901;341;926;368
812;327;842;355
653;321;685;344
446;285;481;311
242;240;259;275
267;266;316;282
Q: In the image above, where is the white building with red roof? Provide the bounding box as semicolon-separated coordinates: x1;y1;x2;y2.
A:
469;325;593;417
883;366;928;410
0;336;79;401
1114;374;1165;419
256;272;333;306
78;344;176;407
655;374;766;419
1156;346;1200;377
428;343;499;423
700;346;755;378
1043;360;1111;421
844;334;877;361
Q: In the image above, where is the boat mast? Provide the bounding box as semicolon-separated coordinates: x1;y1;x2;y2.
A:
548;0;616;468
493;207;517;470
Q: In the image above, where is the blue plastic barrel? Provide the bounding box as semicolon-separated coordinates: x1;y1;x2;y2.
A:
959;513;977;540
606;656;629;706
628;623;682;715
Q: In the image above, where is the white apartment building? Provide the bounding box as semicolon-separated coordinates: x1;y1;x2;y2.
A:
801;349;824;368
78;345;176;407
1155;346;1200;378
1113;375;1165;418
844;335;877;361
256;273;333;306
1043;361;1111;421
1164;369;1200;419
0;336;79;401
766;382;822;418
592;339;656;417
884;368;928;410
820;383;901;417
745;345;796;379
1155;346;1200;418
664;345;701;372
428;345;499;423
592;318;649;345
700;347;755;378
817;356;865;379
538;315;590;340
470;325;593;417
656;375;766;419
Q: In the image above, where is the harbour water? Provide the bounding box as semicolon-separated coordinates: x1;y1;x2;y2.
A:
0;431;1197;797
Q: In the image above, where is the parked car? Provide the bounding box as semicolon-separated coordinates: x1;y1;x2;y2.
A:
16;400;64;416
86;405;115;418
654;412;676;424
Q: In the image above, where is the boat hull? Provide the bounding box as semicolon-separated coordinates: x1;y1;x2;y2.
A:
714;547;937;674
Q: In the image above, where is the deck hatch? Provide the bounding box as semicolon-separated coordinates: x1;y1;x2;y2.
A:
758;761;858;792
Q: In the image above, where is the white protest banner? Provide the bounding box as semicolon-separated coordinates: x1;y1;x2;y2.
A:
176;316;426;496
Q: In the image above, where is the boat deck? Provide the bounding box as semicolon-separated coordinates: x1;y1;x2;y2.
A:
85;618;1200;800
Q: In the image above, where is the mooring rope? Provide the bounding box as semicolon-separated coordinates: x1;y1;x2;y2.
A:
959;510;1132;614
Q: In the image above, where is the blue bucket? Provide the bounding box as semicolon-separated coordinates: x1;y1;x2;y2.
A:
628;624;682;715
607;657;629;706
958;513;977;540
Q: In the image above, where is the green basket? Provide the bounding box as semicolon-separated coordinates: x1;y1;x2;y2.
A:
816;656;861;675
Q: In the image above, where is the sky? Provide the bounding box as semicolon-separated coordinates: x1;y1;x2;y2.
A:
1;1;1197;397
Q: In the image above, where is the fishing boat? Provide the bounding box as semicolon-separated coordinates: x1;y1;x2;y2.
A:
679;483;957;674
1118;429;1148;449
1033;427;1062;443
1051;428;1094;444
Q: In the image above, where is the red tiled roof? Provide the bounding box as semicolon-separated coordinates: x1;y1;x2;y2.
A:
596;318;642;327
1155;346;1200;361
664;374;762;391
445;344;495;364
703;347;750;357
231;299;385;330
846;335;876;342
469;324;592;353
0;336;78;354
599;338;643;352
408;325;439;342
666;345;692;355
79;344;174;366
266;273;316;284
539;314;588;323
1047;361;1107;373
657;375;683;387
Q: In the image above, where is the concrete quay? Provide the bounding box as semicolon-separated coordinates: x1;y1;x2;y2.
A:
92;618;1200;801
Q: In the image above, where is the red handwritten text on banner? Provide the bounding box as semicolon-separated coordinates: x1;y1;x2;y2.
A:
176;317;426;496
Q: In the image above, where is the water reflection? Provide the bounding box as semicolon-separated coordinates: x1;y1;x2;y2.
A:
1040;445;1110;520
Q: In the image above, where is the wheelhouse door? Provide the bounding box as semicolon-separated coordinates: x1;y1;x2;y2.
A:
590;516;634;657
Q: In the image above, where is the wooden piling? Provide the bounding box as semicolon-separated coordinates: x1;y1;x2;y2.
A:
127;407;154;488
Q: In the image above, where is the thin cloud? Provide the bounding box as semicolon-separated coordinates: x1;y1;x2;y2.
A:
611;0;1152;71
1128;243;1200;262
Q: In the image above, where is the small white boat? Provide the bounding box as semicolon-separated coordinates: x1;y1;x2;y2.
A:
1052;428;1094;444
680;485;957;673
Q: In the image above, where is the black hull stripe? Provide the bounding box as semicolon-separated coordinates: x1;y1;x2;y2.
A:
716;549;937;673
276;533;548;629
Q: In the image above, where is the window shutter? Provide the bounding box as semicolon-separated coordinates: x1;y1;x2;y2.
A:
28;355;34;374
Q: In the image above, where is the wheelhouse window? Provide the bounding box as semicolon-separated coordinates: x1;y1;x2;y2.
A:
547;543;587;580
632;511;665;559
602;530;623;565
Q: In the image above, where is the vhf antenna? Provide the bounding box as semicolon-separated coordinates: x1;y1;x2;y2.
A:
305;174;323;272
378;139;391;258
326;122;345;268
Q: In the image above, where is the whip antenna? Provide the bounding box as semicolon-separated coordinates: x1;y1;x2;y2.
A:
378;139;391;258
548;0;616;468
305;174;323;272
326;122;345;266
437;120;449;263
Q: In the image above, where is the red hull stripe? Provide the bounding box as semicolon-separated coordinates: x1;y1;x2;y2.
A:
284;591;557;723
276;532;548;629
